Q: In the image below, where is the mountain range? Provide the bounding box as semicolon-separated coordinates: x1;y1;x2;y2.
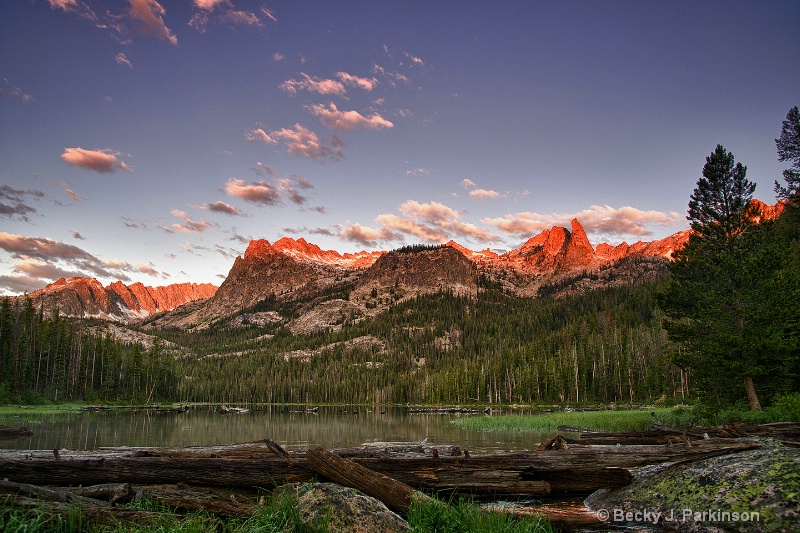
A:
19;199;784;330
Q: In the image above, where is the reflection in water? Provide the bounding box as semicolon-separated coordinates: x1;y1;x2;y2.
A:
0;406;554;452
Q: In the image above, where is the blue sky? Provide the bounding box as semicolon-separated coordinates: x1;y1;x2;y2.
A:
1;0;798;294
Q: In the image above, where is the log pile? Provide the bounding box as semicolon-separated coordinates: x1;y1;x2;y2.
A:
0;429;776;526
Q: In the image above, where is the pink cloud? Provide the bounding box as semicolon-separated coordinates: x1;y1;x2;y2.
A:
338;224;398;247
469;188;501;201
167;209;217;233
224;176;311;206
61;147;132;173
127;0;177;45
65;189;86;201
189;0;266;32
308;103;393;131
483;205;682;238
371;200;498;244
280;73;346;96
115;52;133;68
0;79;34;103
224;178;280;205
245;128;276;144
270;124;345;161
336;72;379;91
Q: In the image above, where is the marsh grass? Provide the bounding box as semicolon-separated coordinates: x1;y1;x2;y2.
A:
451;408;672;434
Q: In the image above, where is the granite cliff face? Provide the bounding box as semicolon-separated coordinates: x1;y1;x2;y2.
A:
26;277;216;320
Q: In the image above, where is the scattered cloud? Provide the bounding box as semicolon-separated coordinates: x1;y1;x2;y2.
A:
128;0;178;45
406;168;430;177
469;189;501;201
49;0;177;45
483;205;682;239
272;52;285;62
0;231;156;293
336;72;378;91
338;224;399;248
189;0;271;32
165;209;218;233
374;200;498;244
403;51;426;67
0;185;44;222
61;147;132;173
245;128;276;145
280;73;346;96
308;103;393;131
70;230;85;240
271;124;345;161
224;175;311;206
115;52;133;68
196;201;246;216
253;162;277;176
65;189;86;201
0;78;34;103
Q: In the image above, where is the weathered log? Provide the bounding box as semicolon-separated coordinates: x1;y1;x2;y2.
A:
307;447;429;513
134;484;257;517
0;440;759;497
69;483;135;504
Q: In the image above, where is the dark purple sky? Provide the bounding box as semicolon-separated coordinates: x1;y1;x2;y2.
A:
1;1;798;294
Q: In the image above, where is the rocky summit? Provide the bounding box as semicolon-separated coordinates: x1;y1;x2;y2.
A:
17;199;786;328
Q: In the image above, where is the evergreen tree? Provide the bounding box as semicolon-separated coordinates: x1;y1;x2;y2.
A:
775;106;800;202
660;144;792;411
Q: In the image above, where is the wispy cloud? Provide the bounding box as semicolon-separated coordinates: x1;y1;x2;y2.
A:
49;0;176;45
115;52;133;68
370;200;498;244
336;72;378;91
460;178;501;201
338;224;399;248
224;176;312;206
280;73;346;96
483;205;682;239
65;189;86;201
308;103;393;131
70;230;85;240
0;185;44;222
0;231;159;293
61;147;132;173
128;0;178;44
273;124;345;161
0;78;34;103
406;168;430;177
196;201;246;216
189;0;271;32
165;209;218;233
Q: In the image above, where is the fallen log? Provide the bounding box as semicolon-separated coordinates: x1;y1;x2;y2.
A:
0;439;758;497
307;447;430;513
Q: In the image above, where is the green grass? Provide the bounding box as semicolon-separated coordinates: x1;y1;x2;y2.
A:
0;403;86;415
1;492;552;533
408;497;552;533
451;408;672;434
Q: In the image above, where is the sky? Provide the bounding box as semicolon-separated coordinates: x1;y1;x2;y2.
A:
1;1;799;295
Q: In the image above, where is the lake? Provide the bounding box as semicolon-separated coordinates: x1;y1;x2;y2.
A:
0;405;556;452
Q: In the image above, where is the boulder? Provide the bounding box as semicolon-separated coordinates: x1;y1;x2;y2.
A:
586;444;800;532
275;482;410;533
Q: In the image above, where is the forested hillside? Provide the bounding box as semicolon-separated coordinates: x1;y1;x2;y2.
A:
1;268;685;406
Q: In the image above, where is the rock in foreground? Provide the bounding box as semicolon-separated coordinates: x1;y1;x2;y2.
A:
586;444;800;532
276;482;410;533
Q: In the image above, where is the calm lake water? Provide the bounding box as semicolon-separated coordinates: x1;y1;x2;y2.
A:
0;405;557;452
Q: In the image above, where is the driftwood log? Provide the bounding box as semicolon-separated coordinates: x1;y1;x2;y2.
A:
306;447;433;513
0;439;760;497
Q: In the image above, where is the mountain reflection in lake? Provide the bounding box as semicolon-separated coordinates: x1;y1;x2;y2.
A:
0;406;553;452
